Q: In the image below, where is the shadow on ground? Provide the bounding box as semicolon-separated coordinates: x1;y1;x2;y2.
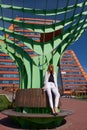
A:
0;117;20;129
0;116;67;130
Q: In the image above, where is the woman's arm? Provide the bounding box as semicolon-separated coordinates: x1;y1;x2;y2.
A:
44;71;48;86
42;71;48;91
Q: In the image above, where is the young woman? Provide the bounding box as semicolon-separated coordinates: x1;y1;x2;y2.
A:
42;64;60;115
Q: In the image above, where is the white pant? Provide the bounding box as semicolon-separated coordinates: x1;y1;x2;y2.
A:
45;82;60;109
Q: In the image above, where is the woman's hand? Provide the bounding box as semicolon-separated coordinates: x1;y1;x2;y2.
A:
42;86;46;91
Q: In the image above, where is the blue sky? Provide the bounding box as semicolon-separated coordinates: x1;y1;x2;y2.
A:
67;30;87;73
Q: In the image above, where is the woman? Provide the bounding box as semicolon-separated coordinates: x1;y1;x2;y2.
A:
42;64;60;115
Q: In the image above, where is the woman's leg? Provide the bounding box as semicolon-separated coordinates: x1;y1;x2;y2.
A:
51;84;60;112
46;83;54;113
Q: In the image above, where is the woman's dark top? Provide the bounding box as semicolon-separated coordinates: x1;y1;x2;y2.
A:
48;71;54;83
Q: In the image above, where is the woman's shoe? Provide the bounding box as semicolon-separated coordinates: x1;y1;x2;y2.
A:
51;112;56;116
55;112;59;115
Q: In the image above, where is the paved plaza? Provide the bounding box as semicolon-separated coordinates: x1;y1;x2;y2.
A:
0;98;87;130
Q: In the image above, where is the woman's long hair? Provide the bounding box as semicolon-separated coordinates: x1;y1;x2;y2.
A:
47;64;54;74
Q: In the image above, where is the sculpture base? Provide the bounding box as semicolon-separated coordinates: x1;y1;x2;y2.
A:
2;109;73;129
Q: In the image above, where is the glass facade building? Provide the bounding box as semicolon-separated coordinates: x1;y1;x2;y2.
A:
60;50;87;95
0;52;19;91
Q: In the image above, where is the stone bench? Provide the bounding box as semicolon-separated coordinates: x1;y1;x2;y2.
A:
15;88;49;108
2;88;73;129
14;88;52;113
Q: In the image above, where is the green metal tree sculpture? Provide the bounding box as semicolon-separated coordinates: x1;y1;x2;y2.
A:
0;0;87;90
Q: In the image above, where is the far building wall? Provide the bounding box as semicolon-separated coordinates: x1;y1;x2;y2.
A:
60;50;87;96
